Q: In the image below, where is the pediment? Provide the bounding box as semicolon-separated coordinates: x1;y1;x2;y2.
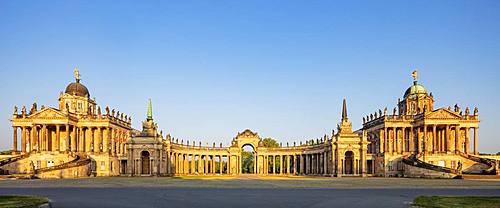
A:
236;129;259;138
28;107;68;119
425;108;462;119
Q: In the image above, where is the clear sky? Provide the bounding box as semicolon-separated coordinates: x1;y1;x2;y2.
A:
1;1;499;153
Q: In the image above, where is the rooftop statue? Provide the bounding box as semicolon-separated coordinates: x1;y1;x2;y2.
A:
74;67;81;83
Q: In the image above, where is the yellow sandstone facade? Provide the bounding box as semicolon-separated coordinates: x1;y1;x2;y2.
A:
2;69;497;178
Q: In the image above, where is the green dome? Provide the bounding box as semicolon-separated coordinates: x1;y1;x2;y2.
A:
404;82;427;99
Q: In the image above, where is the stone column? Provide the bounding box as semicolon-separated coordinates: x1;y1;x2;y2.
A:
21;127;26;153
473;127;478;155
205;155;209;175
94;128;101;153
103;128;109;154
409;127;414;153
379;129;384;153
279;155;283;175
455;126;460;153
384;127;388;153
111;129;116;155
292;155;297;175
286;155;291;175
42;125;47;151
71;126;76;152
55;125;60;152
30;126;36;152
220;155;223;174
465;128;470;154
445;125;450;152
401;127;406;153
12;127;18;153
64;125;69;152
423;125;428;153
433;125;437;153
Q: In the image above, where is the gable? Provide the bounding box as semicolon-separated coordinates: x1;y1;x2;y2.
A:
28;107;68;120
425;108;462;119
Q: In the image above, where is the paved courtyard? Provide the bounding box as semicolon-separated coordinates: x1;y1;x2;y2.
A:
0;176;499;207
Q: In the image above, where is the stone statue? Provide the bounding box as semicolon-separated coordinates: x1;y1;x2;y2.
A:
454;104;459;112
124;115;128;121
74;67;81;82
412;70;418;81
199;141;201;147
363;117;365;123
384;107;387;116
128;117;132;123
105;106;110;116
97;106;102;116
447;106;451;111
29;161;35;174
379;109;382;117
457;161;463;175
41;105;45;110
111;109;115;117
21;106;26;117
13;106;18;115
465;107;470;115
213;142;215;147
366;116;369;122
429;92;433;97
393;107;397;115
474;107;478;116
293;142;296;147
370;114;373;120
287;142;289;147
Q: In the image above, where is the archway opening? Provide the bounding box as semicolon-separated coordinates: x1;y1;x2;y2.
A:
344;151;354;175
141;151;150;175
241;144;255;174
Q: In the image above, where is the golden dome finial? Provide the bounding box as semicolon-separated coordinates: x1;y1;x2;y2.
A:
412;69;418;82
74;67;81;83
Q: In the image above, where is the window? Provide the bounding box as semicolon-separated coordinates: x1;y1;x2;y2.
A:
78;102;82;111
101;161;106;171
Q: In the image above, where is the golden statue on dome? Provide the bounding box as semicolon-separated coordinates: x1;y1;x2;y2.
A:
74;67;81;83
412;69;418;81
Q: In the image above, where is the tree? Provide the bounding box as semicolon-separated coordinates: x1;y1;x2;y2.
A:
262;137;279;148
241;151;254;174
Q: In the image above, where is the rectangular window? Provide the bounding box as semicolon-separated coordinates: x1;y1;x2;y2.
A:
101;161;106;171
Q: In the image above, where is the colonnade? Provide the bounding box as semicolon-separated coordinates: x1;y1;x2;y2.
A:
168;151;333;176
170;153;230;175
12;124;129;155
374;125;478;155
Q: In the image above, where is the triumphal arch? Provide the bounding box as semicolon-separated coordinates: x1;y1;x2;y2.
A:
2;69;498;179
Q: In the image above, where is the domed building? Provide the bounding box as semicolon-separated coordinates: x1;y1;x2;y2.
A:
9;68;133;178
362;71;482;177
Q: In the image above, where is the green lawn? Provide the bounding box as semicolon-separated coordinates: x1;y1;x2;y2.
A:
0;195;49;208
413;196;500;208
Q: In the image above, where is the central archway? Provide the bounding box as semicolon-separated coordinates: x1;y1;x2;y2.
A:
141;151;150;175
344;151;354;175
241;144;256;174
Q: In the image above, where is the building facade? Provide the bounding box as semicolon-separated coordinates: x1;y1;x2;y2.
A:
2;69;496;178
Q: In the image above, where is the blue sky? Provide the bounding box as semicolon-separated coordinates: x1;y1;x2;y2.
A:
1;1;499;153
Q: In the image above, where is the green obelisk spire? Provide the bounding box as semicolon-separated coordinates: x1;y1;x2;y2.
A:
147;98;153;121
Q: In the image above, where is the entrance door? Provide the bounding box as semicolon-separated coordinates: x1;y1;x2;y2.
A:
344;151;354;174
141;151;150;175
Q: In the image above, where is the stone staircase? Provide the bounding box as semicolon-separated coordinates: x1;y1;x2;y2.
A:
34;153;91;175
402;154;460;176
457;152;496;175
0;153;31;175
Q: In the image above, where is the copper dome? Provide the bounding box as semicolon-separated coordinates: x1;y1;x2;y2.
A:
65;82;90;97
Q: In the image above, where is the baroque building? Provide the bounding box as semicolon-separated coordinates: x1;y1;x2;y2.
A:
7;68;132;177
1;69;497;178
